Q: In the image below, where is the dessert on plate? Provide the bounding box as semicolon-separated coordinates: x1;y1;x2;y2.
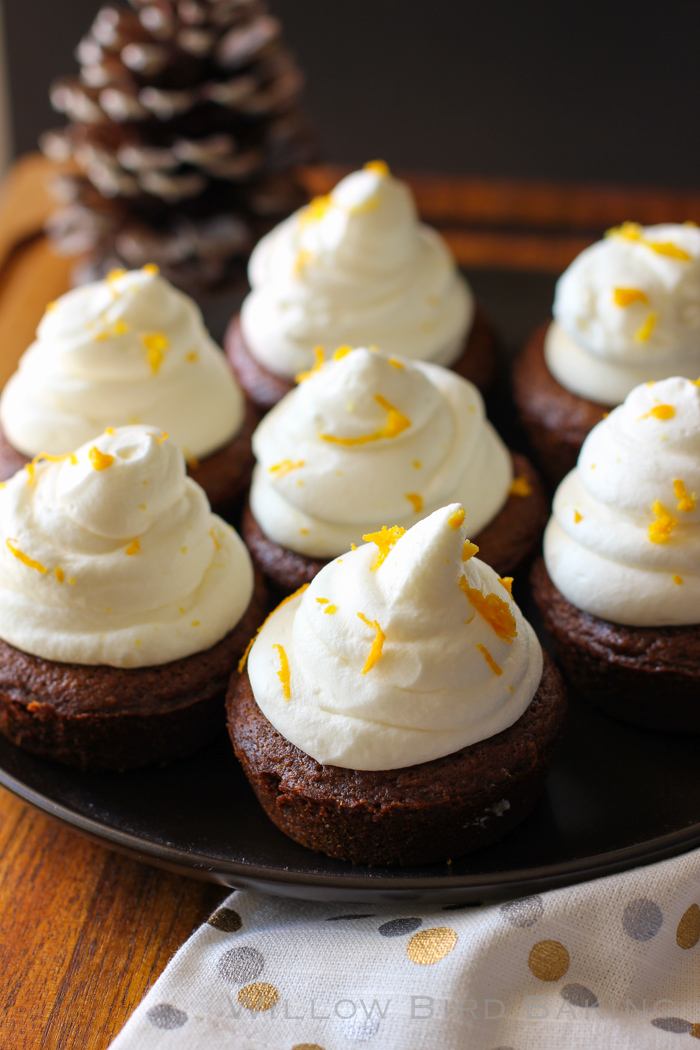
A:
0;425;265;770
513;222;700;484
241;345;547;592
228;504;566;866
532;376;700;732
225;161;497;410
0;265;255;514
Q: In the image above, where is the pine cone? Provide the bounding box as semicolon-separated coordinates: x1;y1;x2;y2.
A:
42;0;312;300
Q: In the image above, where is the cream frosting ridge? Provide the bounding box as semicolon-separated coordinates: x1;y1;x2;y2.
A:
249;347;512;557
547;223;700;405
544;376;700;626
240;163;474;378
0;426;254;667
0;267;244;460
247;504;543;770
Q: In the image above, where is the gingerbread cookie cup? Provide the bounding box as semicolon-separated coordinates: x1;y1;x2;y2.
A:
531;559;699;734
512;322;607;486
242;451;547;595
225;304;498;413
228;654;566;866
1;575;266;771
228;505;565;866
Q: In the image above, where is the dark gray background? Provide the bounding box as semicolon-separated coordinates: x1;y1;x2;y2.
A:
4;0;699;186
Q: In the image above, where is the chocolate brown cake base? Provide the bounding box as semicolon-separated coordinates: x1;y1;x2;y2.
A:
531;557;700;733
512;322;607;486
0;401;259;520
227;654;566;866
241;451;549;595
0;574;267;771
224;303;499;413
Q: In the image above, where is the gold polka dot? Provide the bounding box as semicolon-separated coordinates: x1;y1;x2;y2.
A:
238;982;279;1011
528;940;570;981
293;1045;326;1050
407;926;458;965
691;1022;700;1040
677;904;700;949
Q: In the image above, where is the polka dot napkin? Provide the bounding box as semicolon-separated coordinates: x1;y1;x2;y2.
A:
109;847;700;1049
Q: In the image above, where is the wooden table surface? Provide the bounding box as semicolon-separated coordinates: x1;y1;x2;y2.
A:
0;154;697;1049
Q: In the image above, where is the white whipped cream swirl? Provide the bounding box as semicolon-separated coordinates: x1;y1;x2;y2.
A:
0;267;244;460
544;376;700;625
250;347;512;557
547;223;700;405
240;163;474;378
0;426;254;667
248;504;543;770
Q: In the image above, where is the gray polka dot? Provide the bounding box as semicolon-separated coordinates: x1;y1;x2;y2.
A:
341;1015;380;1042
208;907;242;933
442;901;482;911
623;898;663;941
146;1003;188;1029
217;945;264;984
378;917;422;937
651;1017;693;1034
561;983;599;1008
500;895;544;928
326;914;375;922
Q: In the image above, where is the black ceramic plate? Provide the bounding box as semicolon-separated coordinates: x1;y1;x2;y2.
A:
1;270;699;904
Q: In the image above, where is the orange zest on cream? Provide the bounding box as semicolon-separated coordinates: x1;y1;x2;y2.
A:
299;193;333;227
141;331;169;374
498;577;513;596
6;539;47;574
649;501;677;544
55;566;65;583
210;527;221;551
362;524;405;569
319;394;410;445
273;643;291;700
324;604;338;614
295;346;325;383
462;540;479;561
405;493;423;512
333;345;352;361
476;643;502;675
635;311;658;342
674;479;696;512
357;612;385;673
25;451;78;485
125;538;140;556
574;510;583;523
88;446;114;471
448;507;465;529
238;584;310;673
607;222;692;260
673;574;683;585
269;459;305;477
613;287;649;307
364;159;390;176
638;403;675;421
459;578;517;643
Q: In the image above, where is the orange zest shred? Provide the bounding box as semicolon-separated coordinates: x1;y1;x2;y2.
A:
388;357;405;369
210;527;221;550
362;524;405;570
674;479;696;512
319;394;410;445
89;446;115;471
635;312;658;342
498;577;513;596
324;604;338;614
125;538;140;556
607;222;691;261
613;287;649;307
237;584;310;673
574;510;583;523
649;501;677;543
510;476;533;497
405;493;423;512
673;574;683;585
295;346;325;384
459;577;517;643
153;431;168;443
638;403;675;421
273;643;291;700
55;566;64;583
477;644;502;676
364;159;389;176
316;597;329;604
269;459;305;477
25;451;78;485
293;248;312;279
142;263;159;274
448;507;465;529
357;612;385;673
142;331;169;374
333;345;352;361
6;539;46;574
462;540;479;561
186;351;198;363
299;193;332;227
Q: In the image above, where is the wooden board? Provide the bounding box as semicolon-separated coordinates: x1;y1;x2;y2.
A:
0;152;695;1048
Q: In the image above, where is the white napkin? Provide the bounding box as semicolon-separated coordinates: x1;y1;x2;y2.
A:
109;847;700;1049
